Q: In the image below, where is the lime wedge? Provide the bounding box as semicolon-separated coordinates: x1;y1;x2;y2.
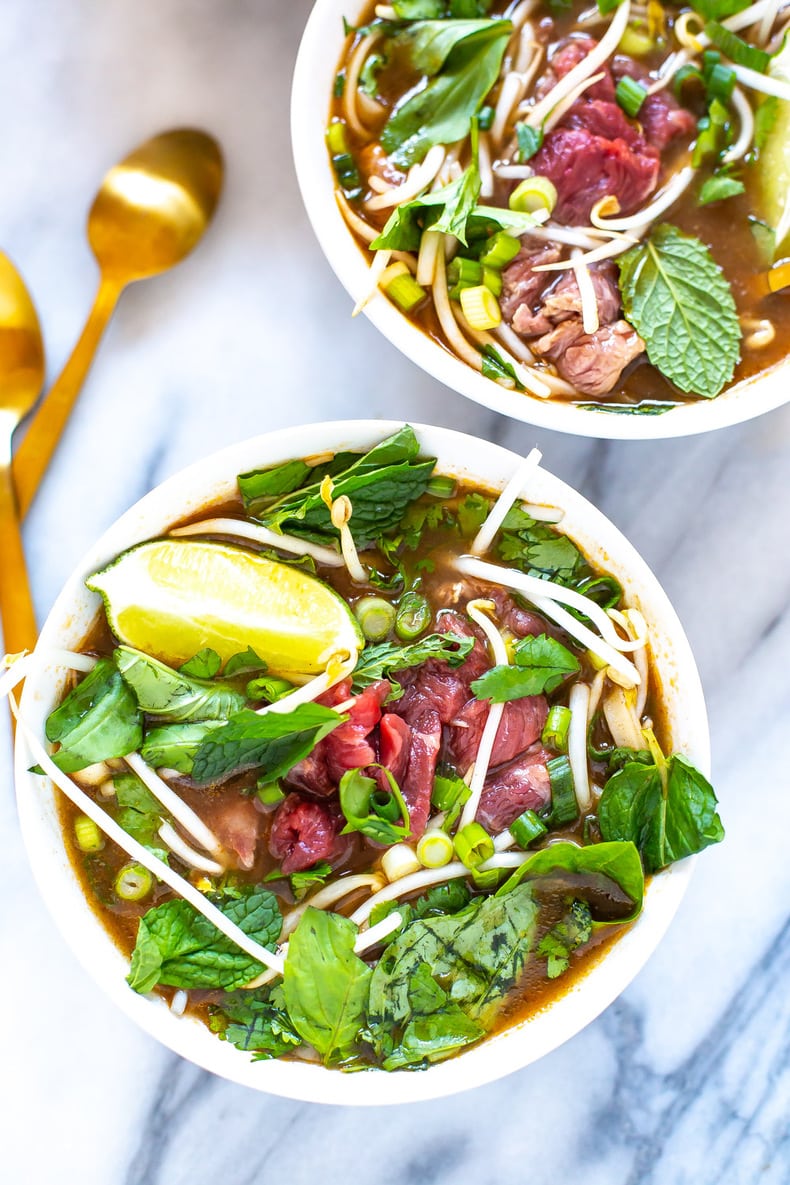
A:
87;540;363;680
758;39;790;257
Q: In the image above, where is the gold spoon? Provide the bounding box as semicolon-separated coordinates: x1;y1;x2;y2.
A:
12;128;223;518
0;252;45;655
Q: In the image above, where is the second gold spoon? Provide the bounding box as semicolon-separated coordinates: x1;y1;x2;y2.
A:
13;127;223;518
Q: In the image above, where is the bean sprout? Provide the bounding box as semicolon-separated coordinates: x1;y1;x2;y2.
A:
470;449;543;555
458;601;509;829
170;517;344;567
722;87;755;163
567;682;592;812
365;145;446;211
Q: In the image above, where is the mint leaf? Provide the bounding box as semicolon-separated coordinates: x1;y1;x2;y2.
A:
191;704;344;785
618;225;740;398
127;890;282;994
45;658;143;773
351;632;474;694
471;634;580;701
283;908;372;1064
382;20;512;167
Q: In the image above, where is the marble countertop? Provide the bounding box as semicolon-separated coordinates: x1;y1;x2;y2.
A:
2;1;790;1181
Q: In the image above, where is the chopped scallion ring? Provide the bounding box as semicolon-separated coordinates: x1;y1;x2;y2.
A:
74;814;104;853
460;285;502;331
114;862;155;902
508;176;558;215
454;821;495;869
416;830;454;869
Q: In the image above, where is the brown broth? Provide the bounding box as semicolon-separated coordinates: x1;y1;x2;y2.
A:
331;1;790;407
56;477;660;1061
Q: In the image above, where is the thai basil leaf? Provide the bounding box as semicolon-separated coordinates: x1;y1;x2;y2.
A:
598;754;724;873
283;908;372;1064
209;984;301;1059
127;889;282;994
618;224;740;398
382;20;512;166
191;704;344;785
351;631;474;694
115;647;246;723
237;459;313;505
471;634;580;701
537;900;593;978
45;658;143;773
498;840;644;920
371;161;481;250
113;772;169;862
140;722;217;775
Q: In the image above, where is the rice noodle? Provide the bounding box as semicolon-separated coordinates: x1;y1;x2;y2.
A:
492;69;532;147
721;0;790;36
416;228;442;286
470;448;543;555
567;683;592;812
571;249;600;334
466;326;553;397
335;190;378;244
170;517;344;568
587;667;607;722
432;245;488;370
490;323;580;397
280;873;385;939
454;557;641;686
158;821;226;874
458;601;509;829
343;31;382;139
356;911;404;949
365;145;446;211
256;650;356;714
17;716;286;976
609;607;650;718
758;0;782;43
478;131;495;199
602;686;644;750
523;0;631;128
352;248;392;317
722;87;755;163
125;753;225;857
732;61;790;101
493;163;536;180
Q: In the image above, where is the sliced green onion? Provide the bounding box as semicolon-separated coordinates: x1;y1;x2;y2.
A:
395;591;431;640
380;262;428;314
326;120;348;155
416;829;454;868
247;675;294;702
471;867;501;889
453;821;494;869
427;475;456;499
432;771;469;812
509;176;557;215
542;755;579;828
509;809;548;849
74;814;103;853
460;284;502;330
483;266;503;297
479;231;521;269
114;862;154;902
447;257;483;287
618;25;654;56
542;704;572;752
516;122;544;162
704;20;770;73
371;789;402;822
257;781;286;806
706;62;736;102
478;104;495;131
673;63;704;102
615;75;647;117
354;595;397;642
575;573;623;610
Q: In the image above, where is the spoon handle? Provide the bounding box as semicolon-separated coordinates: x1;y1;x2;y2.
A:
0;434;37;657
12;278;122;519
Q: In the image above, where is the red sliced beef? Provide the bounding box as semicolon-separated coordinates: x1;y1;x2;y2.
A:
447;695;549;774
379;712;411;786
490;589;562;642
565;98;643;145
476;745;553;832
285;677;389;795
268;792;344;873
398;708;442;839
540;36;616;102
540;263;622;326
532;124;659;224
532;317;645;397
501;242;562;327
394;612;489;728
211;795;261;871
611;56;696;151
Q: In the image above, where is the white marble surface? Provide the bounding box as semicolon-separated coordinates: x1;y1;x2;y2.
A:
1;1;790;1181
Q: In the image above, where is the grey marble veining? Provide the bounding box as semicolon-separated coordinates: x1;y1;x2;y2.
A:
1;1;790;1182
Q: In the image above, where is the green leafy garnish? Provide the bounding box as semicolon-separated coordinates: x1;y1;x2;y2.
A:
113;772;169;863
283;908;372;1065
691;0;750;18
190;704;345;785
371;161;482;250
497;505;589;585
471;634;580;702
516;122;544;161
339;765;412;844
598;753;725;873
618;224;740;398
698;171;745;205
381;19;512;167
480;345;525;389
538;900;593;978
45;658;143;773
224;647;268;677
115;647;246;723
290;861;333;899
127;889;282;994
209;984;301;1058
140;722;215;775
180;648;222;679
351;631;474;694
498;840;644;920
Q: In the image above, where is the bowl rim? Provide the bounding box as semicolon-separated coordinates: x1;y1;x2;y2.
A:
15;419;708;1104
290;0;790;441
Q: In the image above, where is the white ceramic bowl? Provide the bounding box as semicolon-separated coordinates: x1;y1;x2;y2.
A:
291;0;790;440
16;421;708;1103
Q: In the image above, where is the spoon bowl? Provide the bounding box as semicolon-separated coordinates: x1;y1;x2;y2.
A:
12;128;223;517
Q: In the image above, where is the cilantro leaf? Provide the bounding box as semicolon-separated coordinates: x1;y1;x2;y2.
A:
191;704;345;785
471;634;580;701
115;647;246;723
618;224;740;398
127;889;282;994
